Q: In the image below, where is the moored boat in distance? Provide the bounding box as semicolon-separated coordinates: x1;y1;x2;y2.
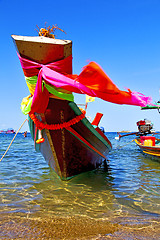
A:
0;128;15;134
135;104;160;160
6;128;16;134
117;118;160;161
135;137;160;160
119;130;131;133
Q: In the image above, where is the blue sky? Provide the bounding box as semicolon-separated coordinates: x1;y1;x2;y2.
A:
0;0;160;132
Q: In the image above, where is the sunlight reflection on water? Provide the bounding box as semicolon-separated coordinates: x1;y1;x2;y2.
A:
0;132;160;223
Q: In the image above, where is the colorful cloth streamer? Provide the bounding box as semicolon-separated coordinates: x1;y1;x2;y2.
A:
21;95;33;115
18;54;152;114
25;75;74;102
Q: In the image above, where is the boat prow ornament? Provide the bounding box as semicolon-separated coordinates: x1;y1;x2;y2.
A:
36;24;66;39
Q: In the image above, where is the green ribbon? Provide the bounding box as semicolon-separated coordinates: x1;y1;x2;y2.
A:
21;96;33;115
21;76;74;115
25;76;74;102
25;76;37;84
44;83;74;101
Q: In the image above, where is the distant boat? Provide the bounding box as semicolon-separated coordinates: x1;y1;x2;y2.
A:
119;130;131;133
6;128;15;134
0;128;15;134
117;118;160;161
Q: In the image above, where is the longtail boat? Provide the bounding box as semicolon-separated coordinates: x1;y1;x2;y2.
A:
134;137;160;159
11;26;152;180
117;117;160;161
135;104;160;160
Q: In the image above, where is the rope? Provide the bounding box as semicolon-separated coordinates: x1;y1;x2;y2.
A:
117;139;135;149
0;119;28;162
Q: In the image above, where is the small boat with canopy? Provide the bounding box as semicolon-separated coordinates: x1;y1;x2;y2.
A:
117;104;160;161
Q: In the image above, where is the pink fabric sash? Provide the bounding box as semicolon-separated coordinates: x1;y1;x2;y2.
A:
18;54;152;113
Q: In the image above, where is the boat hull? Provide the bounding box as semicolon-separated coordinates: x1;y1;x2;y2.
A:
135;138;160;160
29;98;112;180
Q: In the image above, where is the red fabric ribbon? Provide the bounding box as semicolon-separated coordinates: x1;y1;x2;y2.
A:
18;54;152;113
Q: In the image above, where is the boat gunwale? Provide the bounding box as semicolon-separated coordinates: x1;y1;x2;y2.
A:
11;34;72;45
69;102;112;150
135;138;160;149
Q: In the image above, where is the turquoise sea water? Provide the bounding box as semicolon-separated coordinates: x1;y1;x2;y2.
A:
0;132;160;238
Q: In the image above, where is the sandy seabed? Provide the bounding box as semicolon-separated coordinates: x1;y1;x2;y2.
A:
0;214;160;239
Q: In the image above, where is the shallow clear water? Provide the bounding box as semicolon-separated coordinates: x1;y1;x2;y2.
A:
0;132;160;238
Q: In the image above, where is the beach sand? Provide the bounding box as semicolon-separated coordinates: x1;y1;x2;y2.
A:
0;214;160;239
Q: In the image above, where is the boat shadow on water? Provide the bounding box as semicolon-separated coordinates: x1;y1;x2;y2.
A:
35;160;114;192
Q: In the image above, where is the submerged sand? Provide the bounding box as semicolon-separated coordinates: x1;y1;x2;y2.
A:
0;214;160;239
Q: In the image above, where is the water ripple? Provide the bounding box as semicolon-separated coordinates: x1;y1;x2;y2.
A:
0;132;160;222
